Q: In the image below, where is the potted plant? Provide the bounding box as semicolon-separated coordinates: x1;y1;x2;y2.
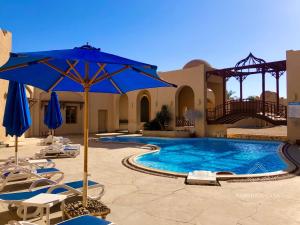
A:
155;105;171;130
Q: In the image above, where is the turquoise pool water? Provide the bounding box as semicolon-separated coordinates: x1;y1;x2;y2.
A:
100;136;287;175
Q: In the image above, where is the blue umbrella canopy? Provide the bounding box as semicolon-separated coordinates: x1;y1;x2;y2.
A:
3;81;32;137
3;81;32;164
44;92;63;130
0;44;176;206
0;44;175;93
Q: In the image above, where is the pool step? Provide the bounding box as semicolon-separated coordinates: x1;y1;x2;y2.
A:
185;170;220;186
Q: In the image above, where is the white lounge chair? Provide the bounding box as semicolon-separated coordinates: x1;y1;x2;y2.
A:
35;144;80;159
40;135;71;146
0;180;104;220
6;215;114;225
1;157;56;170
0;165;64;191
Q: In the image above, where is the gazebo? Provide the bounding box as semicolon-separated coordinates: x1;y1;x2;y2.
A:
206;53;287;125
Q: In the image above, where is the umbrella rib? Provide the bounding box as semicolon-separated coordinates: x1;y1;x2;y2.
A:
42;61;82;84
88;63;106;85
109;79;123;94
130;66;177;87
47;61;79;92
93;66;129;84
47;77;64;92
66;60;84;83
103;68;124;94
84;63;89;82
0;58;50;72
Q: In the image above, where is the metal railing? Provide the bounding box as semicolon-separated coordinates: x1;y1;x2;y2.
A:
175;117;195;127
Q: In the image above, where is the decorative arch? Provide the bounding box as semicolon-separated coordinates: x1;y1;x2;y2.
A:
137;90;151;123
175;85;195;118
25;85;33;98
207;88;215;110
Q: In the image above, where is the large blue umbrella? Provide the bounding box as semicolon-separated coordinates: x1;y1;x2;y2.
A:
0;44;175;205
44;91;63;134
3;81;32;165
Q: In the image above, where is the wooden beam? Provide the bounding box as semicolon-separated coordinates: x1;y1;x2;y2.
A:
66;60;84;83
42;61;82;84
93;66;129;84
262;70;266;115
239;76;243;101
88;63;106;85
276;71;280;114
130;66;177;87
0;58;50;72
223;77;226;116
47;60;81;92
84;63;89;82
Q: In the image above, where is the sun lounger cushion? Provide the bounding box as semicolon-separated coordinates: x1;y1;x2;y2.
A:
57;215;112;225
64;145;80;151
36;168;60;174
2;167;60;178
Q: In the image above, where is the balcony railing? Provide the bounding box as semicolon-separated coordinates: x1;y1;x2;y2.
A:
176;117;195;127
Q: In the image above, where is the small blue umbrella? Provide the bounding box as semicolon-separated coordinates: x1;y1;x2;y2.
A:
3;81;32;164
44;91;63;135
0;44;176;205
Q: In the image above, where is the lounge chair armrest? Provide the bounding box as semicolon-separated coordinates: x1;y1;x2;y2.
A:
6;220;36;225
88;183;105;200
29;178;57;191
47;183;81;195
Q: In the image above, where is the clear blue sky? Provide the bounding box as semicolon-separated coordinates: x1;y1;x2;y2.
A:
1;0;300;97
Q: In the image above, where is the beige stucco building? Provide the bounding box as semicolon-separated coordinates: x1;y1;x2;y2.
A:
1;29;300;143
0;29;11;143
29;59;221;138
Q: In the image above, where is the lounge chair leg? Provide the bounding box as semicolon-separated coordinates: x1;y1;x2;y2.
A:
23;206;27;221
46;206;50;225
61;200;65;220
40;207;44;220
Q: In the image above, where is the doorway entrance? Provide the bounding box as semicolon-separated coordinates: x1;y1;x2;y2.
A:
98;110;108;132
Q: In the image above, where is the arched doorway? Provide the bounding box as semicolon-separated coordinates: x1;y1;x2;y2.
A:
119;94;128;129
137;90;151;127
176;86;195;118
207;88;215;110
175;86;195;127
140;96;150;122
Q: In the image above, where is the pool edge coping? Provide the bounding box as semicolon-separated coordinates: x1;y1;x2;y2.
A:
124;142;298;181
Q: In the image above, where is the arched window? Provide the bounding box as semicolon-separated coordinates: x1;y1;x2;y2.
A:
140;96;150;122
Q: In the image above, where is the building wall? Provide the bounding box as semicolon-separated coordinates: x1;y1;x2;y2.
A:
286;50;300;143
113;64;213;136
30;89;118;136
0;29;12;142
31;89;84;136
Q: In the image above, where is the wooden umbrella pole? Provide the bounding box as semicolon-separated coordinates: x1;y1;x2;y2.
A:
83;85;90;207
15;136;18;165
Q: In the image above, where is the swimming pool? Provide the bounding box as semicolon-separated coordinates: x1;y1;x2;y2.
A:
101;136;288;175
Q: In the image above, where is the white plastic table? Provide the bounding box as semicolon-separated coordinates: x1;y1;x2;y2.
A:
22;193;67;225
